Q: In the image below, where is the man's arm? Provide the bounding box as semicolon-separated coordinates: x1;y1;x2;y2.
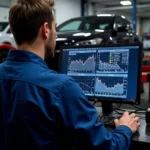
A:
56;78;133;150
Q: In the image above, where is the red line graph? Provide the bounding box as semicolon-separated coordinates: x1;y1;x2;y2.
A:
79;82;91;89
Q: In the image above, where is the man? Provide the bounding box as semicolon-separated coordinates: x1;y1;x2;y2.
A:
0;0;140;149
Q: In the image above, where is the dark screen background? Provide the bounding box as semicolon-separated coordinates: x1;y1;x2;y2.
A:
60;46;140;102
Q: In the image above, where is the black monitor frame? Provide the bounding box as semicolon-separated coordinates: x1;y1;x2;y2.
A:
59;43;143;114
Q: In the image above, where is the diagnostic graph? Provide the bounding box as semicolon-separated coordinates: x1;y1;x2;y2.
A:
94;76;127;98
97;50;129;73
70;75;95;96
68;52;96;73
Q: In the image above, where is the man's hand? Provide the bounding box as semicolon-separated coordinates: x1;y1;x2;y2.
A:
114;111;140;134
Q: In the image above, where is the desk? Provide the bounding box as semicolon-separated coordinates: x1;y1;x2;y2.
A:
96;107;150;149
130;119;150;148
132;119;150;143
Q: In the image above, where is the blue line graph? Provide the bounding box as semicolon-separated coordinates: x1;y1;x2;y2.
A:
68;52;96;73
97;51;129;73
95;76;127;98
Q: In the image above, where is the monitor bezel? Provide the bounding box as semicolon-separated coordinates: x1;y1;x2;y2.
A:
59;43;142;105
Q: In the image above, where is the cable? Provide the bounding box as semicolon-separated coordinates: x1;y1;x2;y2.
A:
113;105;146;116
113;107;125;112
112;109;145;121
131;104;147;111
89;99;96;106
113;103;122;109
139;117;145;120
113;109;123;115
134;109;146;113
113;103;147;112
95;103;147;121
93;100;97;106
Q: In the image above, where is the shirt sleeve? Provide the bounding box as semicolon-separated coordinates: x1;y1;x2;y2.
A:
57;78;133;150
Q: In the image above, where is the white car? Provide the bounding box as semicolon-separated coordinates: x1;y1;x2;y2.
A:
0;21;16;47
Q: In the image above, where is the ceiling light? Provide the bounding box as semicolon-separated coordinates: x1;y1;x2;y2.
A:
95;29;104;32
120;1;131;6
73;33;91;37
56;38;67;41
121;15;126;19
97;14;112;17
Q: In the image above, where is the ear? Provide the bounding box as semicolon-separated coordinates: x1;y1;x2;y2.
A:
41;22;50;39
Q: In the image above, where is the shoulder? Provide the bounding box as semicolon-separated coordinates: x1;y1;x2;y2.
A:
56;74;85;100
39;71;85;101
31;69;80;94
51;73;80;92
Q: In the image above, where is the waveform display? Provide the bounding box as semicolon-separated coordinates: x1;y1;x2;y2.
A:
70;75;95;96
95;76;127;98
97;51;129;73
68;53;96;73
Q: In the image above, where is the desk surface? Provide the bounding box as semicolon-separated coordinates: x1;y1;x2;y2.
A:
132;119;150;143
96;107;150;144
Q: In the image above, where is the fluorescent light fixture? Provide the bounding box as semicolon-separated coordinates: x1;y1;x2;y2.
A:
95;29;104;32
121;15;126;19
56;38;67;41
73;33;91;37
130;33;133;36
97;14;112;17
10;34;14;37
120;1;131;6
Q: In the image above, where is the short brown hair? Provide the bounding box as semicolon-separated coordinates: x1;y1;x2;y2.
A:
9;0;54;46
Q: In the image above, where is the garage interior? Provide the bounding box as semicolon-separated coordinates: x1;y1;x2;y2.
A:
0;0;150;149
0;1;150;112
0;0;149;109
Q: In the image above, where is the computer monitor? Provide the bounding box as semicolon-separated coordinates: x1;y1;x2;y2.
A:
59;43;142;114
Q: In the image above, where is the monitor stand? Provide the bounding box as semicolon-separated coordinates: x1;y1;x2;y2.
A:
101;102;113;116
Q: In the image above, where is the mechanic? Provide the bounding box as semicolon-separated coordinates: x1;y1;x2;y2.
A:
0;0;140;149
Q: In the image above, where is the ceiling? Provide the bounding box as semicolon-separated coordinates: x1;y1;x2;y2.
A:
88;0;150;18
0;0;150;18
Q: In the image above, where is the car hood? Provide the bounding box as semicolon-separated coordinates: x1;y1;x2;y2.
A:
55;30;111;50
56;30;110;41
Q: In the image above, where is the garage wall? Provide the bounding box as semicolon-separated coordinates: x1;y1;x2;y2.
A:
0;7;9;21
0;1;149;36
0;0;81;25
141;19;150;34
54;0;81;25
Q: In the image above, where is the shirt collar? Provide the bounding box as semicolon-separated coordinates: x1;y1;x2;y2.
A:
6;50;49;69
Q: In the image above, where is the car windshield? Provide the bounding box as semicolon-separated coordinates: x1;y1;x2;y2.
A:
57;16;113;32
0;22;8;32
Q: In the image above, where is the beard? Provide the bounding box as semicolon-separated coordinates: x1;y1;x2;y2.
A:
44;36;57;70
44;36;56;59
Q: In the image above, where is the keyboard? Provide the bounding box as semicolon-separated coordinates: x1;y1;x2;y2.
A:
98;115;121;127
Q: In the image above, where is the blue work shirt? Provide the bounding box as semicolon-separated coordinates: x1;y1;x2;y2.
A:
0;50;132;150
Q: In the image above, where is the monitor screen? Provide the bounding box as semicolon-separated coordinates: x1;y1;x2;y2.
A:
59;44;142;104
